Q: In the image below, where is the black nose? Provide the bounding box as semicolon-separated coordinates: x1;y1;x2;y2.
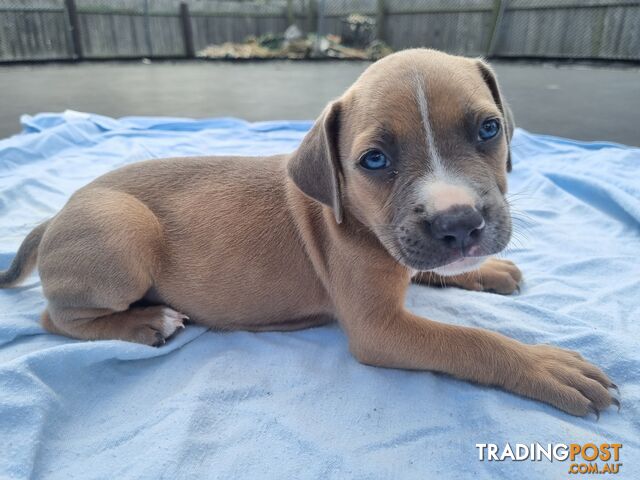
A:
429;206;485;250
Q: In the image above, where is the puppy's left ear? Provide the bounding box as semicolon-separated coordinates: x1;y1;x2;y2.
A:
475;59;515;172
287;101;344;223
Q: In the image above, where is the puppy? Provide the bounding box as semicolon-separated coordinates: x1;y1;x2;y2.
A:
0;49;617;416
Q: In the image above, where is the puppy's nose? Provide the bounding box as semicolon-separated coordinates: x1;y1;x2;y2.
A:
429;206;485;250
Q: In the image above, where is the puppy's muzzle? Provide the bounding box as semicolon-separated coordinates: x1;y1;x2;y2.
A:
427;205;485;254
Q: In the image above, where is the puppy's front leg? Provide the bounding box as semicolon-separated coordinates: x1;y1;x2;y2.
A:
339;299;616;416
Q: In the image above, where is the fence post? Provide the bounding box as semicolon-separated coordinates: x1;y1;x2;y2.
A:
486;0;507;56
180;2;195;58
143;0;153;57
376;0;386;43
314;0;326;54
286;0;294;26
64;0;83;60
307;0;317;34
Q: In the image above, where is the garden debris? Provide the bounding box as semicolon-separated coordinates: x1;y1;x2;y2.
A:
284;24;303;42
197;40;279;59
340;14;376;48
197;27;392;61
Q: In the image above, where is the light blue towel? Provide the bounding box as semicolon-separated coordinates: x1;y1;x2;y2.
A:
0;112;638;479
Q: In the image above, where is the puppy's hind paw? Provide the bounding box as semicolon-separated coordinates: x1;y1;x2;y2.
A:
158;307;188;335
130;306;189;347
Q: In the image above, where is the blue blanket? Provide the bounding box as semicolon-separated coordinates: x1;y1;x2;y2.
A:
1;112;638;479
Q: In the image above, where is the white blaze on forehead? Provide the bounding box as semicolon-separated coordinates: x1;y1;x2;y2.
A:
414;72;444;175
414;71;478;211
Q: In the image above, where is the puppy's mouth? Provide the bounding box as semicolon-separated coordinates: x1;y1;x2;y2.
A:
395;241;489;274
385;216;511;273
377;199;512;273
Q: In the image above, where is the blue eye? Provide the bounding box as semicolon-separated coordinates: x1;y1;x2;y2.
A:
478;119;501;141
359;150;390;170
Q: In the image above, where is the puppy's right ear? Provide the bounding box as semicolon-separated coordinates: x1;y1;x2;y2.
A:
287;101;343;224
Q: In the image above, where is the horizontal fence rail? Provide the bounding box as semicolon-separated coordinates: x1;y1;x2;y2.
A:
0;0;638;62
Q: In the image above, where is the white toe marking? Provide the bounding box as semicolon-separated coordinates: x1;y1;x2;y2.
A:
159;307;186;336
413;72;481;211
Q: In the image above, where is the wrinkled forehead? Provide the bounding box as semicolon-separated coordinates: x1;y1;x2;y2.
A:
346;55;498;151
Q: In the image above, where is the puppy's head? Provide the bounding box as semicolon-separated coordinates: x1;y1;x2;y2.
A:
288;49;515;275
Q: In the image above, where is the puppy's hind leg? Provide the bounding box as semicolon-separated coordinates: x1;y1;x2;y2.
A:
38;188;186;346
41;306;187;346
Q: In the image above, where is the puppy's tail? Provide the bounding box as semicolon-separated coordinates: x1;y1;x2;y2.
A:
0;220;50;288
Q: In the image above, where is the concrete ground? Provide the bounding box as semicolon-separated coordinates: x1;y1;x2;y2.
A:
0;60;638;146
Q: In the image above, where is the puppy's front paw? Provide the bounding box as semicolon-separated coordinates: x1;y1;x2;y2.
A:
462;258;522;294
508;344;619;417
415;258;522;294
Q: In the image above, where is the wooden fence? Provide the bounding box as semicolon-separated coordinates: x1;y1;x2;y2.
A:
0;0;638;62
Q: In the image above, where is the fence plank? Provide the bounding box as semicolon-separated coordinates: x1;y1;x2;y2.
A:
486;0;506;55
493;1;640;59
0;8;71;61
0;0;639;62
